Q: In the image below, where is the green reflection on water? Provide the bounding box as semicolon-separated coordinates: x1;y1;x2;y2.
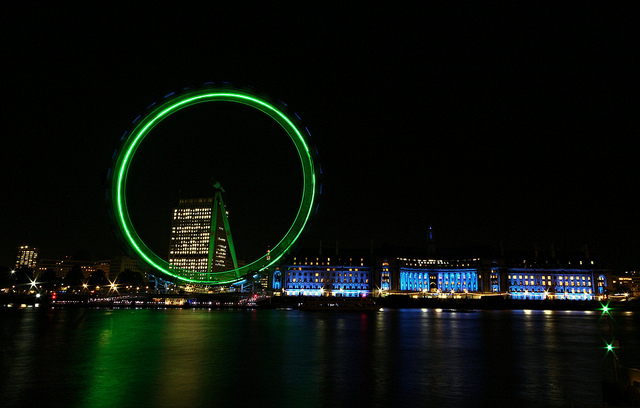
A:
2;308;637;408
79;310;165;408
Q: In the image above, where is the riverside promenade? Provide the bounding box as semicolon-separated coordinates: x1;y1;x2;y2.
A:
2;292;639;311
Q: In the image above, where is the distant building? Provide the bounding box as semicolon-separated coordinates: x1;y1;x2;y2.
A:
94;260;111;278
168;190;238;281
15;245;38;269
270;245;612;301
283;254;371;297
37;258;73;278
504;267;606;300
37;258;101;279
168;198;213;275
379;255;610;301
396;257;481;293
109;256;148;280
274;247;373;297
613;271;640;298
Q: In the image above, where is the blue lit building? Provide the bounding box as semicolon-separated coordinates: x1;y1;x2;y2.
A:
281;252;372;297
377;254;610;301
506;268;608;300
395;257;482;294
380;261;390;291
401;269;478;293
273;245;611;300
272;268;283;291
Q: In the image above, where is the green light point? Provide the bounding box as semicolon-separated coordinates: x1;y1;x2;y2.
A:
109;87;319;285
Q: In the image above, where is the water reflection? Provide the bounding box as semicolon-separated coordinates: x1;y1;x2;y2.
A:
0;308;637;408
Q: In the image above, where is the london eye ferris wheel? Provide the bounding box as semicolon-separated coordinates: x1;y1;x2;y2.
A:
108;84;320;285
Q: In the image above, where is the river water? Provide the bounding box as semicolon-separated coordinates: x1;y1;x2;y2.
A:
1;307;638;408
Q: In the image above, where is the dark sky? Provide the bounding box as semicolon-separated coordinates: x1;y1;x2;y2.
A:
2;3;639;271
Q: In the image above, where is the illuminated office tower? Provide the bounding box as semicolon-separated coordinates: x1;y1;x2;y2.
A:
168;182;238;280
15;245;39;269
168;198;212;276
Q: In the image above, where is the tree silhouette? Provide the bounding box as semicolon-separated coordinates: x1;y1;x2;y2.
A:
0;266;12;287
15;267;34;285
88;269;108;286
39;268;60;290
65;265;84;288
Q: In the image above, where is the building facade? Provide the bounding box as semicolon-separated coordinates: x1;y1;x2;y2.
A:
384;256;610;301
274;248;611;301
168;195;238;281
168;198;214;274
36;258;110;280
397;257;482;293
15;245;38;269
109;256;148;280
281;254;371;297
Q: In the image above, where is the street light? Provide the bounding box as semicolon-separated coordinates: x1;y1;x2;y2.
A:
29;278;39;293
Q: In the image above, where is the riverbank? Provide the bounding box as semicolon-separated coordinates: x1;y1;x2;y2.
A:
2;293;639;311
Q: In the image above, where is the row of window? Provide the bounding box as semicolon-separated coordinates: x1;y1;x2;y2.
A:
287;284;369;290
510;287;593;294
290;267;367;272
169;249;209;255
400;271;479;292
290;278;369;284
508;274;591;281
285;290;368;297
170;230;210;235
292;261;366;266
169;261;208;272
288;271;367;277
172;215;211;221
170;241;210;245
171;224;211;229
510;280;591;287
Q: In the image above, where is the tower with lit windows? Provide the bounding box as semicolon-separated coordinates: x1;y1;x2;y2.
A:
168;181;238;281
16;245;38;269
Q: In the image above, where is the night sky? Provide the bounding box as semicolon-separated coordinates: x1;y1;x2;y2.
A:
3;3;638;271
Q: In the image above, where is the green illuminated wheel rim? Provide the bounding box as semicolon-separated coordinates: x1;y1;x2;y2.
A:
109;86;318;285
